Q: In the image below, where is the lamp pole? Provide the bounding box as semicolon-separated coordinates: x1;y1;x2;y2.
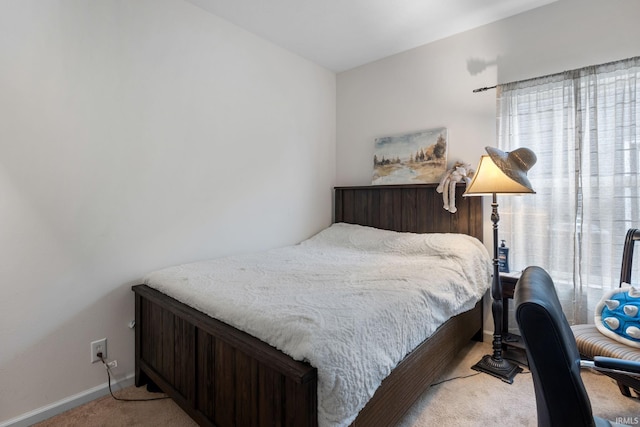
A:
464;146;537;383
490;194;504;361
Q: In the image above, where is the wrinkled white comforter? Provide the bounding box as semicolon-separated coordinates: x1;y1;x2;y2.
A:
144;223;491;426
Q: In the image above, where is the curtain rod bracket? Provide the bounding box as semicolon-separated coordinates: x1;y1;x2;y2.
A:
472;85;497;93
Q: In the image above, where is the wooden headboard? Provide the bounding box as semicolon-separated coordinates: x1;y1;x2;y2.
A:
334;183;483;242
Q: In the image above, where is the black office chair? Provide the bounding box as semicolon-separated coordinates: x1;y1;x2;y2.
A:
514;266;640;427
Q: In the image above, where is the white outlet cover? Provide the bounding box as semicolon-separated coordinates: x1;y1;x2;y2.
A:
90;338;107;363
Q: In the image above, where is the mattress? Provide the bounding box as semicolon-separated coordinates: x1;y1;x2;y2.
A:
144;223;491;426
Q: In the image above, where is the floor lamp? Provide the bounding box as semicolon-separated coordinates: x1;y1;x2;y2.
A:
463;146;537;383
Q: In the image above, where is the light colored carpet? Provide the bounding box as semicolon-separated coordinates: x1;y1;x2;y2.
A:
398;342;639;426
35;342;639;426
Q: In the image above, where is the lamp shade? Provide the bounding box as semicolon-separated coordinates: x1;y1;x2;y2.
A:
464;151;536;196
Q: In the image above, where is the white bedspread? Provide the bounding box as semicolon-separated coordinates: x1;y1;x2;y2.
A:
144;223;491;426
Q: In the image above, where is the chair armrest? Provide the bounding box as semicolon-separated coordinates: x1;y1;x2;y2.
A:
581;356;640;377
594;356;640;374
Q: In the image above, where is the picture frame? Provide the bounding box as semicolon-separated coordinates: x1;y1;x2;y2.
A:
372;127;447;185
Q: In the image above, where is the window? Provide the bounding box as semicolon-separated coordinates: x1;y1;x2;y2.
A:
496;57;640;324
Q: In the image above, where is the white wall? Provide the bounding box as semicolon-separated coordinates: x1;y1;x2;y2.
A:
0;0;335;423
336;0;640;336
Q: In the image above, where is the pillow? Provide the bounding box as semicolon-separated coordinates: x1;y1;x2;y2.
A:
301;222;487;258
594;284;640;348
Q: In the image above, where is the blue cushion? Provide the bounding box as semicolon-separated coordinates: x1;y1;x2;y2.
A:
594;285;640;348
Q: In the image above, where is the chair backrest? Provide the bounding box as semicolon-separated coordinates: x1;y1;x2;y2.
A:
620;228;640;285
515;266;596;427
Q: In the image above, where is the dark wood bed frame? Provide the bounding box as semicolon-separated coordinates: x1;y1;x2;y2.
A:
132;183;484;426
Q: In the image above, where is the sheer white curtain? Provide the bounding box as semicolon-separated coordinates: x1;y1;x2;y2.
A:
496;57;640;324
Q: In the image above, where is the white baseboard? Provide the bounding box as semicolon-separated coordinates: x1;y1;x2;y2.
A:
0;374;135;427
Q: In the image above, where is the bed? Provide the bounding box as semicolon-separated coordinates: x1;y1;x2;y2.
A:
132;183;487;426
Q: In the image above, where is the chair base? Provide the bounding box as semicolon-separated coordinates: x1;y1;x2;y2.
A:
472;354;523;384
605;371;640;398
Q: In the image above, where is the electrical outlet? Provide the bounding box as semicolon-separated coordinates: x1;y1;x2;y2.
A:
90;338;107;363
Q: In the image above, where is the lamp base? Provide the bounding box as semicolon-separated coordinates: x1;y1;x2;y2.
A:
471;354;523;384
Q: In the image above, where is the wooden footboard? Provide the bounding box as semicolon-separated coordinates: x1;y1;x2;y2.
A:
134;284;317;427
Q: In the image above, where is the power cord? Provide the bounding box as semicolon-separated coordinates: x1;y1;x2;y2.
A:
430;372;481;386
98;353;170;402
430;368;531;387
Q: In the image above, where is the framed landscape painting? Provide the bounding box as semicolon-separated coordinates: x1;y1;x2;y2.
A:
372;128;447;185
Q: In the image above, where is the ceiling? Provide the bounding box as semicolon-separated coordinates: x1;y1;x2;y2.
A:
186;0;557;72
